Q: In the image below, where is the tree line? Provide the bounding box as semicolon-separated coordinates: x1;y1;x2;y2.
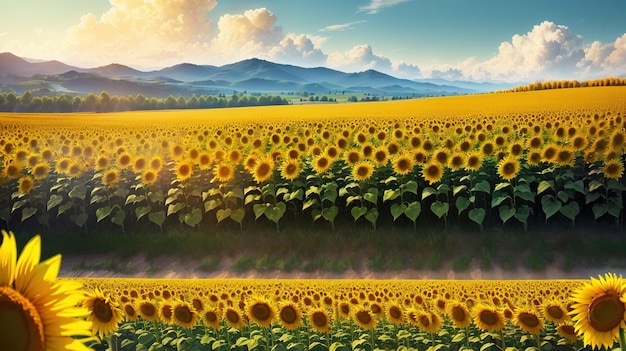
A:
502;77;626;93
0;91;289;113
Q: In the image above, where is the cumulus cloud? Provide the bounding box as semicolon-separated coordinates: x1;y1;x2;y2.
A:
326;44;421;78
319;21;366;32
358;0;410;14
267;34;327;66
65;0;216;68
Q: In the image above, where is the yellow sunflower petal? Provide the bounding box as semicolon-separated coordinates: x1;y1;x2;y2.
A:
14;235;42;292
41;254;61;281
0;230;17;286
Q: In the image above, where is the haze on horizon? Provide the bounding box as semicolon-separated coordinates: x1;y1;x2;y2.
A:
1;0;625;83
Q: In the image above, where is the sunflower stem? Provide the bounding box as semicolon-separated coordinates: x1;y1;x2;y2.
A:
620;328;626;351
498;329;506;351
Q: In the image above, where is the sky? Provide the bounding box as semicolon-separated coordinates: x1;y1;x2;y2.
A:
1;0;625;83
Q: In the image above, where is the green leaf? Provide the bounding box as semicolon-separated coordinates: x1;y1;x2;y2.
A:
515;205;531;223
96;206;112;222
586;192;603;204
480;342;496;351
471;180;491;194
47;194;64;210
204;199;223;212
346;195;362;206
541;195;561;221
245;194;261;205
559;201;580;222
608;197;622;218
430;201;449;219
148;211;166;227
451;333;465;343
390;203;407;221
401;180;418;195
225;187;244;200
135;205;152;221
499;205;516;224
422;186;437;200
351;206;367;221
302;198;318;211
468;208;485;226
453;185;467;196
148;190;165;204
183;208;202;227
514;189;535;202
321;188;338;203
111;209;125;227
216;208;232;223
557;190;570;203
70;213;88;227
589;180;604;192
364;207;379;225
21;207;37;222
491;193;510;208
564;180;585;195
494;182;511;191
537;180;554;195
12;199;27;212
455;196;470;215
167;202;185;216
68;185;87;200
363;191;378;205
125;194;145;205
230;208;245;224
0;208;11;223
437;183;450;194
329;342;350;351
287;188;304;201
321;205;339;223
265;202;286;224
404;201;421;222
383;188;401;202
57;202;73;217
607;179;626;192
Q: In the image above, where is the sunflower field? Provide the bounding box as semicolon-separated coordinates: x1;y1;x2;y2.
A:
1;87;626;236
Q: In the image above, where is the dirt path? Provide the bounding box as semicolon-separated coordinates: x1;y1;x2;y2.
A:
58;253;625;280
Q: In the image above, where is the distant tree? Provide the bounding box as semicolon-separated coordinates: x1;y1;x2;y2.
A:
176;96;186;108
99;91;112;112
5;93;17;111
348;96;358;102
187;95;199;109
19;91;33;111
320;96;328;102
165;95;177;109
84;93;97;111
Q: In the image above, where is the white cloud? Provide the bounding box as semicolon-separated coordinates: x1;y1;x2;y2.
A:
318;20;366;32
267;34;327;66
327;44;421;78
358;0;410;14
65;0;217;68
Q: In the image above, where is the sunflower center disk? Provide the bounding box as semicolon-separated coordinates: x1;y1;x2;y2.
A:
588;291;625;332
452;306;466;322
547;306;563;320
280;307;297;324
253;304;270;321
480;310;497;326
313;313;327;327
0;287;45;351
175;306;193;324
94;298;113;323
519;313;540;328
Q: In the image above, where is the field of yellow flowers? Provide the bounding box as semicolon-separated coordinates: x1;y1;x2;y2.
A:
1;86;626;350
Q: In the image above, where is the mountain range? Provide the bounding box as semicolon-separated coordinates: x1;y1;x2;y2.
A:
0;52;514;98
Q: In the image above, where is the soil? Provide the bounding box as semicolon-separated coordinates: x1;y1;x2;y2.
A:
58;253;625;280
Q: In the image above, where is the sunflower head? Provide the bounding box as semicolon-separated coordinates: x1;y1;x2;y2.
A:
513;308;544;336
604;159;624;180
309;308;330;332
473;303;505;332
353;306;376;330
497;157;520;181
422;161;443;185
570;273;626;350
85;288;124;337
352;161;374;181
278;302;302;330
246;296;276;328
173;301;198;328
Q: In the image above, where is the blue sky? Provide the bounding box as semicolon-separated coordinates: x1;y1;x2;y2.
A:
1;0;625;82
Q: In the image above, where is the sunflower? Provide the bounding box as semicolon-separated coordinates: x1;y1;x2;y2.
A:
557;323;580;343
159;301;173;324
18;175;34;194
141;170;157;185
117;153;133;169
509;141;524;157
473;303;505;332
465;152;482;171
353;306;376;330
278;302;303;330
312;155;332;174
198;153;212;170
481;141;495;157
447;301;471;328
175;162;193;182
102;169;120;186
246;296;276;328
497;157;520;181
55;157;72;175
352;161;374;181
572;134;589;151
123;302;138;321
386;302;404;325
541;144;558;163
0;231;93;350
422;161;443;185
308;308;331;333
31;162;50;180
344;149;361;166
513;308;544;336
253;158;274;184
392;154;414;175
415;310;441;333
604;159;624;180
609;130;625;151
280;159;301;181
203;307;221;330
433;148;450;165
570;273;626;349
555;147;575;166
448;153;465;171
132;157;147;173
173;301;198;328
223;307;247;329
338;301;351;319
138;300;159;322
542;301;569;324
373;146;389;165
84;288;123;338
527;150;542;166
149;156;163;172
213;163;234;183
5;162;22;179
413;149;428;165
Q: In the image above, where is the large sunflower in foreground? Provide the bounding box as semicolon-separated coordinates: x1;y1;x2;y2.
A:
570;273;626;350
0;230;93;351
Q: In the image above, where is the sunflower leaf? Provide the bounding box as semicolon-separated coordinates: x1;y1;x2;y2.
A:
390;203;407;221
404;201;421;222
383;188;401;202
96;205;112;222
135;205;152;221
21;207;37;222
455;196;470;215
468;208;485;226
351;206;367;221
499;205;516;224
541;195;561;221
148;211;165;228
430;201;449;219
559;201;580;222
